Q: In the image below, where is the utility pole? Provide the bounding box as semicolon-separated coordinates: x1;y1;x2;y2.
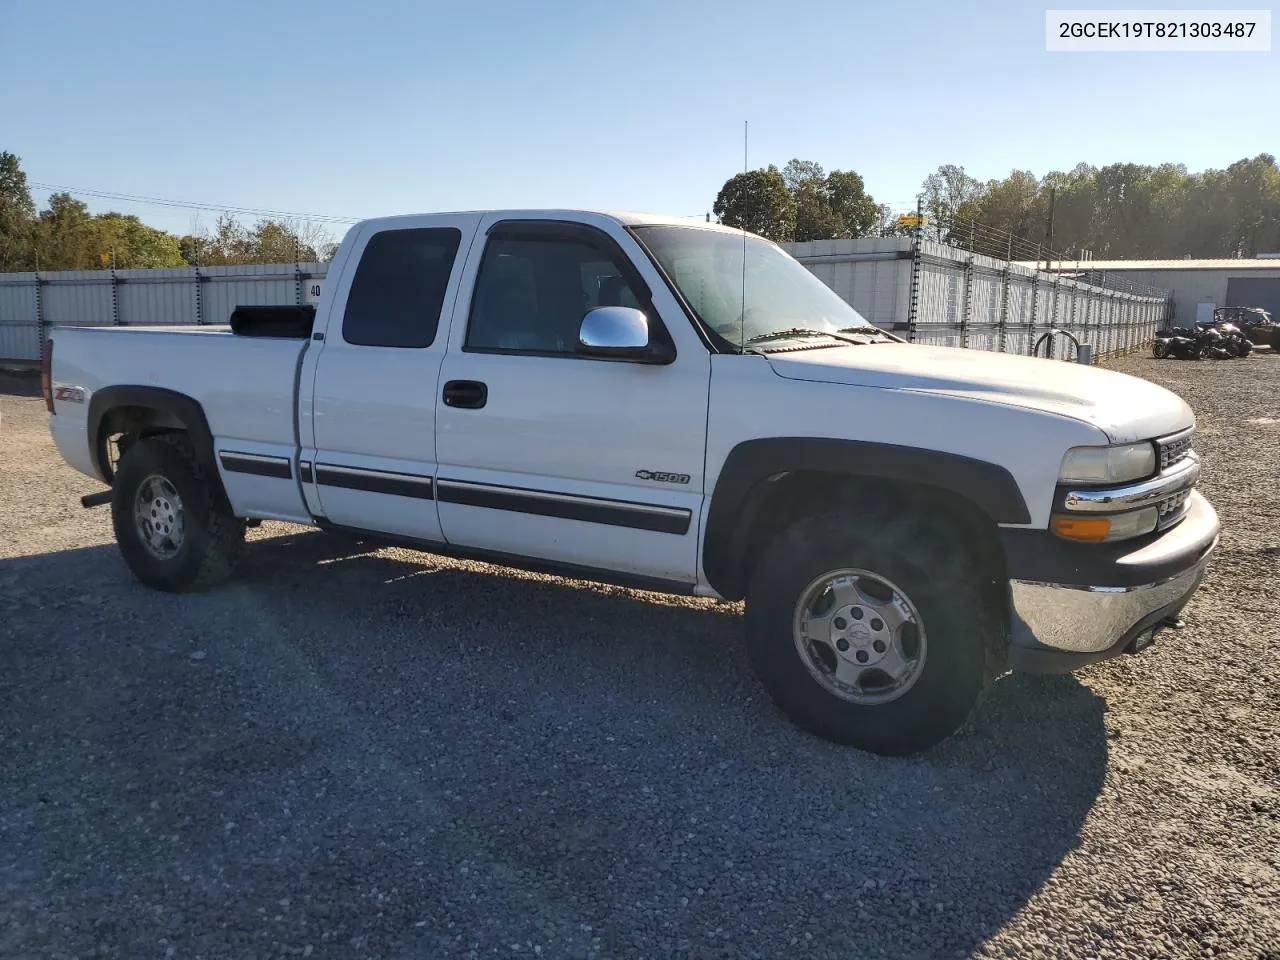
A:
1044;186;1057;273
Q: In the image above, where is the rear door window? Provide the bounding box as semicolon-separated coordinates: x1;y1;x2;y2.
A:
342;227;462;348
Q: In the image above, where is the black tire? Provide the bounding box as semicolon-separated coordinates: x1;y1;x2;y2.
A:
744;506;1000;755
1153;340;1171;359
1239;338;1253;357
111;434;246;592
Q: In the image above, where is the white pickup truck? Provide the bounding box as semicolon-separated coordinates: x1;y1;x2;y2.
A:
43;210;1220;754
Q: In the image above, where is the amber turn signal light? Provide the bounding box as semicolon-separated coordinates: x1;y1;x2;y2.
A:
1052;515;1112;542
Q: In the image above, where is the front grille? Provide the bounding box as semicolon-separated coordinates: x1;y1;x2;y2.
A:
1156;488;1191;529
1157;427;1195;472
1154;427;1196;530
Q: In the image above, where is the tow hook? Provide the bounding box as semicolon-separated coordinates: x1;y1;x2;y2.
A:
1129;616;1185;655
1130;628;1157;653
80;489;113;509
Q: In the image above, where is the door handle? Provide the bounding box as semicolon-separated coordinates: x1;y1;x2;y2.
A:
442;380;488;409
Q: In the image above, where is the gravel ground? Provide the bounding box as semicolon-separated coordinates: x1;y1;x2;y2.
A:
1;352;1277;960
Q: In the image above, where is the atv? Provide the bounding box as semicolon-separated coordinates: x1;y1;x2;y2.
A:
1215;306;1279;350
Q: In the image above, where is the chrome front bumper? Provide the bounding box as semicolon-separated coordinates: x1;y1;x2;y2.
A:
1005;490;1219;673
1010;563;1205;655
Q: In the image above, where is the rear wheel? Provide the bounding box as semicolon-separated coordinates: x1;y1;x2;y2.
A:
744;506;1001;755
1153;339;1171;359
111;435;246;591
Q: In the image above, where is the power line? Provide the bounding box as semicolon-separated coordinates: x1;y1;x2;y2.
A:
28;181;362;224
27;183;718;227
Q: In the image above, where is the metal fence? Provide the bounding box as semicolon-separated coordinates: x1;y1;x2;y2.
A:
787;234;1171;362
0;232;1170;364
0;262;327;362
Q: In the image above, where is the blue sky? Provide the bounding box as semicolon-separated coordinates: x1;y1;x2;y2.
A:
3;0;1276;244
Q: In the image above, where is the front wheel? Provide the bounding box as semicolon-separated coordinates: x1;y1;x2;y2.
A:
744;507;1000;755
1153;339;1172;359
111;434;246;592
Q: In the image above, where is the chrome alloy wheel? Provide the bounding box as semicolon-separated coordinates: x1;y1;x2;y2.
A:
792;569;927;705
134;474;186;560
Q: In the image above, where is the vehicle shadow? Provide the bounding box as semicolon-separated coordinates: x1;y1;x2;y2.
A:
1;530;1109;958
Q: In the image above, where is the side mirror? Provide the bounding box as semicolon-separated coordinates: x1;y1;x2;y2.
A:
577;306;673;363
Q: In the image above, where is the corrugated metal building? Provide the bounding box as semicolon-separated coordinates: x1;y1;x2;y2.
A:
0;263;326;363
1037;258;1280;326
783;237;914;329
785;238;1170;358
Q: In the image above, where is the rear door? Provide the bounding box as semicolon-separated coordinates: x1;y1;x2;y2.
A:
433;215;712;584
299;215;483;540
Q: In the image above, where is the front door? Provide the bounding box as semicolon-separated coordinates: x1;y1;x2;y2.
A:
434;216;711;583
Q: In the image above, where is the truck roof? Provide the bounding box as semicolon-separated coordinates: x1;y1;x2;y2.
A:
355;209;743;234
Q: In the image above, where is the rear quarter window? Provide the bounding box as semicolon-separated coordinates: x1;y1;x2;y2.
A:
342;227;462;348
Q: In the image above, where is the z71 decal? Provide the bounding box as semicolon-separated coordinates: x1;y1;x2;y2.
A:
53;384;86;404
635;469;691;485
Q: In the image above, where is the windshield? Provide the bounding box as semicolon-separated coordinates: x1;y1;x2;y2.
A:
631;225;878;351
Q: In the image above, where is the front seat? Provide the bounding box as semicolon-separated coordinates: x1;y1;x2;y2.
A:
474;277;545;350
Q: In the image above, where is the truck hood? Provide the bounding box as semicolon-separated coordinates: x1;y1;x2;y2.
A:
766;342;1193;443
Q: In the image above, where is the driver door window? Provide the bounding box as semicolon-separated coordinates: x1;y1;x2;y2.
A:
465;237;643;355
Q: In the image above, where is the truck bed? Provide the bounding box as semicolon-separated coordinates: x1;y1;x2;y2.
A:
48;324;308;483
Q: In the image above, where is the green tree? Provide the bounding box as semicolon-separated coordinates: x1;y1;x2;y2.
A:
250;218;320;262
782;159;841;241
713;166;795;241
717;159;882;242
1040;163;1099;257
36;192;97;268
920;164;985;228
0;151;36;270
792;183;843;241
1219;154;1280;257
964;170;1046;249
182;214;334;265
781;158;826;194
29;195;185;269
92;213;186;268
826;170;880;238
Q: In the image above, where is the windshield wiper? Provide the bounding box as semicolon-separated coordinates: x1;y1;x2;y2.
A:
744;327;864;346
837;325;886;336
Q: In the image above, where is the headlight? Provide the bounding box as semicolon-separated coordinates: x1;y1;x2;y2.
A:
1058;442;1157;485
1052;507;1160;543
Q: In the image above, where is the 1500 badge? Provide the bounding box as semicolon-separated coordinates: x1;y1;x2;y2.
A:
635;470;690;484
